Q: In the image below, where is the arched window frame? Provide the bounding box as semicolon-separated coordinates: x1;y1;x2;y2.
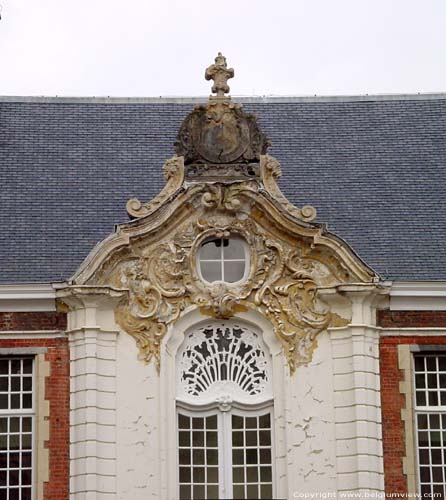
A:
159;309;289;500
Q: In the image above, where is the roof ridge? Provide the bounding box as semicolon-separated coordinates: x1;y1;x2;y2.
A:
1;93;446;104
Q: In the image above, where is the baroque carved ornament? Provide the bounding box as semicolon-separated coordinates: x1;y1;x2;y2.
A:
65;54;376;375
85;177;365;373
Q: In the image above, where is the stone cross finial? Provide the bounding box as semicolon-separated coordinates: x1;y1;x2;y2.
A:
205;52;234;98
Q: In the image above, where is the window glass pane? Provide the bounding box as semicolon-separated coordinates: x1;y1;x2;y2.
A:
0;361;8;375
416;354;446;497
199;237;248;284
233;485;244;498
0;357;34;500
428;373;437;388
193;448;205;465
178;412;219;499
223;239;245;259
179;448;190;465
23;377;32;391
207;484;218;499
223;261;245;283
207;467;218;483
22;360;32;374
232;415;243;429
427;357;437;371
192;431;204;447
179;485;190;499
11;394;20;409
178;414;189;429
207;415;217;430
200;239;221;260
247;484;258;499
200;261;222;283
10;360;20;375
246;431;257;446
429;392;439;406
231;412;273;499
206;449;218;465
261;484;273;498
192;418;204;430
11;377;20;392
416;391;427;406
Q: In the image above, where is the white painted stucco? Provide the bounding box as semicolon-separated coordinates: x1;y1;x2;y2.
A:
65;286;385;499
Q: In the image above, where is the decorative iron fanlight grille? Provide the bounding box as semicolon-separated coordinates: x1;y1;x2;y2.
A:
177;323;272;404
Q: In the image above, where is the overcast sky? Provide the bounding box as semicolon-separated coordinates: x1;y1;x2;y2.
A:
1;0;446;97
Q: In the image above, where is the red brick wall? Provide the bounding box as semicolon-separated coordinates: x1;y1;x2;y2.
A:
0;312;69;500
379;310;446;493
0;311;67;331
378;310;446;328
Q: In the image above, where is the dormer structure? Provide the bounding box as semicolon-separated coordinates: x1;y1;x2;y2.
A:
54;55;388;499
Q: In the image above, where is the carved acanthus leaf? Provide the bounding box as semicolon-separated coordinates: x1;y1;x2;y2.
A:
260;155;317;222
106;213;337;373
199;182;258;213
126;155;185;219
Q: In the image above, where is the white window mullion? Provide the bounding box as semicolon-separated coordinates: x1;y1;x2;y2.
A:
0;357;34;500
176;321;275;499
414;353;446;498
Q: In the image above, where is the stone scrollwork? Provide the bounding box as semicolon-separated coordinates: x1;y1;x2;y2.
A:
126;155;185;219
68;55;377;376
105;208;336;373
198;181;258;213
260;155;317;222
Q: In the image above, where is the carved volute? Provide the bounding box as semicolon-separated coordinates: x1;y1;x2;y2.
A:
64;54;379;374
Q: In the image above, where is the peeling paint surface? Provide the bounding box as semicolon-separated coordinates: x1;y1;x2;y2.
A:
286;331;337;492
116;333;160;498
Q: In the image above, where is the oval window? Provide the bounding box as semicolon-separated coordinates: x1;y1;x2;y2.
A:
198;237;248;284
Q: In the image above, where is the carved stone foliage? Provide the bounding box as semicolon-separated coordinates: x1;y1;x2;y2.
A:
260;155;317;222
126;155;185;219
205;52;234;98
88;181;360;373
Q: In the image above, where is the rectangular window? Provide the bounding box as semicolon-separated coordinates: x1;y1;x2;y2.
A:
0;357;34;500
177;408;274;500
231;413;273;499
178;413;219;500
414;353;446;498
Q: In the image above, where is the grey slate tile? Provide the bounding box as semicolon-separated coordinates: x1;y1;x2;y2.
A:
0;97;445;283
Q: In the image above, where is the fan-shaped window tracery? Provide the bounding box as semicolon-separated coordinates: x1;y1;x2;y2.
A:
176;322;272;405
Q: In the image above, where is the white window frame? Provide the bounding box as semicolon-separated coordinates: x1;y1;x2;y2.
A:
0;356;35;500
159;309;288;500
176;400;275;499
413;351;446;498
197;236;250;285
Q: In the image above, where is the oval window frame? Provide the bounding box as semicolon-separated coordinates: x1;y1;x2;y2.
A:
197;235;250;286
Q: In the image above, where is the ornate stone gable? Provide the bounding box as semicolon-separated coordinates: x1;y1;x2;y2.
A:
70;157;376;372
62;54;378;374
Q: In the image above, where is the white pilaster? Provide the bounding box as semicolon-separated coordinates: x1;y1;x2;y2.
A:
329;285;386;493
58;287;124;500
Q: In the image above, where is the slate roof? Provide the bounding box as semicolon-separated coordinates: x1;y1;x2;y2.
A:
1;94;445;283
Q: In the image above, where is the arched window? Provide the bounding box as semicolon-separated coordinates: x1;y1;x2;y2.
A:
176;321;274;500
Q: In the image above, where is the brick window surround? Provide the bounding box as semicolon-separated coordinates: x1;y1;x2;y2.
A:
379;308;446;494
0;312;69;500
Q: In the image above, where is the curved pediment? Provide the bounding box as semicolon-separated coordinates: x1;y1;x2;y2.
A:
69;152;376;373
67;54;378;373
